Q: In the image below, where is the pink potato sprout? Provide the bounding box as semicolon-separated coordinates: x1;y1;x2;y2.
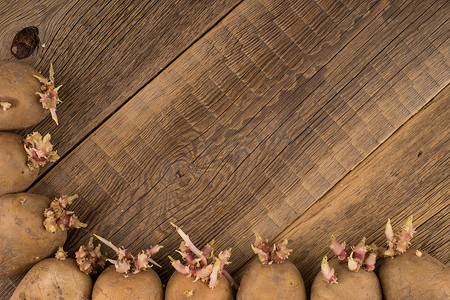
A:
169;223;237;289
322;236;377;283
76;237;107;275
251;233;293;265
94;234;162;276
24;131;59;170
34;63;62;125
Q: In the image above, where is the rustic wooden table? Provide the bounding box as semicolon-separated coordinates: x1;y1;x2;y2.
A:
1;0;448;297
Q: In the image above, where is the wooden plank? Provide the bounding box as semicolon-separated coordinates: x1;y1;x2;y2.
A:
243;85;449;293
0;275;22;300
39;0;449;277
0;0;241;162
0;0;240;296
1;0;449;296
34;0;450;276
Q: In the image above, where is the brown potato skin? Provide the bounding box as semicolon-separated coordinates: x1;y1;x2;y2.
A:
92;265;164;300
11;258;92;300
310;257;382;300
0;61;48;130
165;271;233;300
379;249;450;300
0;132;39;196
237;258;307;300
0;193;67;279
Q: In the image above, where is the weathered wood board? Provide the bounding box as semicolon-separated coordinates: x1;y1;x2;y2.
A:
0;0;242;296
235;85;450;291
29;0;449;279
0;0;241;160
0;0;448;298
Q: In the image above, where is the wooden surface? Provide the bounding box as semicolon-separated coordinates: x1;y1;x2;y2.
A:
0;0;449;298
236;85;450;292
0;0;241;160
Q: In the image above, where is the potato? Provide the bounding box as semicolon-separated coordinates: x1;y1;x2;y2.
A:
92;265;163;300
10;258;93;300
0;61;48;129
0;131;58;196
0;193;67;279
379;249;450;299
237;257;306;300
0;132;38;196
310;257;382;300
165;271;233;300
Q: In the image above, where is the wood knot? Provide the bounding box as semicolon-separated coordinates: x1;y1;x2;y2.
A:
11;26;40;59
176;170;191;187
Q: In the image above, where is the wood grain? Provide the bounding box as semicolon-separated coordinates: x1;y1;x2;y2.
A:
33;0;449;278
1;0;449;297
246;85;448;293
43;0;450;267
0;0;241;164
